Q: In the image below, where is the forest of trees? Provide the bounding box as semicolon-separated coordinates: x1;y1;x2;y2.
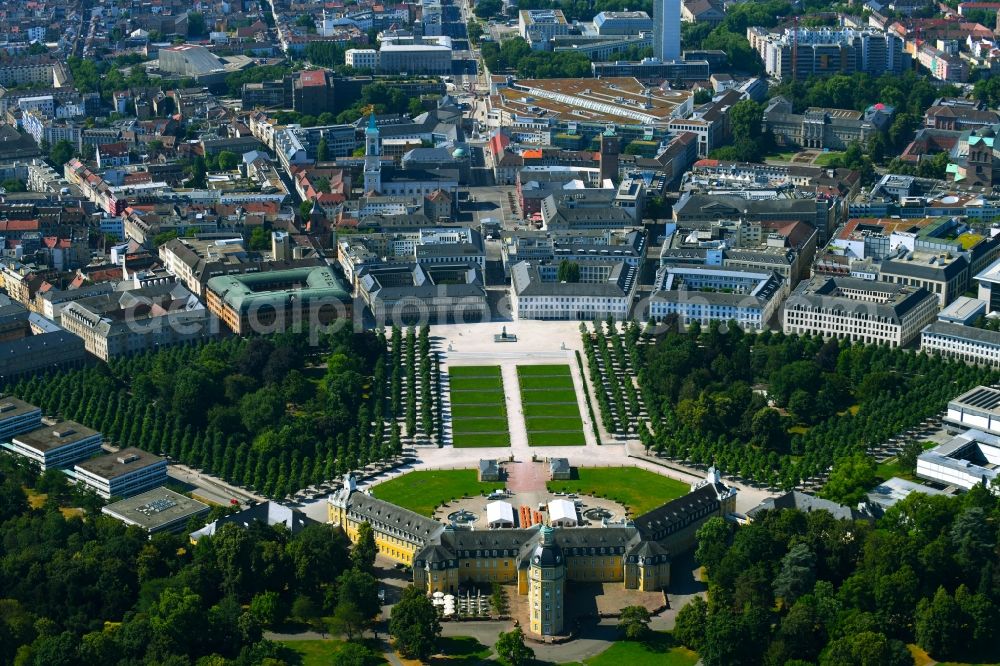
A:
4;329;405;500
637;321;999;489
0;454;390;666
677;487;1000;665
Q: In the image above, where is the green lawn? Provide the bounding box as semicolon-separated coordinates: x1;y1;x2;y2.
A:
449;365;510;447
451;432;511;448
526;416;585;431
524;403;583;417
548;467;690;516
449;366;501;378
450;390;507;405
431;636;492;665
450;377;504;391
372;470;504;516
276;640;387;666
814;151;846;166
518;365;586;446
451;404;504;418
517;364;572;376
451;417;510;433
520;375;578;389
583;633;698;666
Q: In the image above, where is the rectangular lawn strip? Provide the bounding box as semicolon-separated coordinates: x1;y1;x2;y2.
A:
450;376;505;391
526;416;585;431
583;632;697;666
523;402;583;417
520;388;579;404
517;364;573;377
527;431;586;446
449;389;507;405
448;365;501;378
547;467;690;516
451;403;506;418
371;469;505;516
452;432;511;448
451;417;511;433
519;375;578;390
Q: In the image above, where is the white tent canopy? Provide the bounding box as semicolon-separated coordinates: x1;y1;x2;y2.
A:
486;500;514;527
548;498;578;527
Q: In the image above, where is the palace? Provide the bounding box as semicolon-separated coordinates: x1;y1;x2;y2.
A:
328;468;737;636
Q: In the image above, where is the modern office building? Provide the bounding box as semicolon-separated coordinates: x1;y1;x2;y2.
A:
783;276;940;347
944;385;1000;436
102;489;211;535
648;265;786;331
519;10;571;49
0;397;42;441
593;11;654;35
917;429;999;490
653;0;681;61
73;448;169;499
8;420;102;471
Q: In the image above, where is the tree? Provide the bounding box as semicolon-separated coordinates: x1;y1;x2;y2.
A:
337;568;381;621
329;600;367;642
694;516;731;575
474;0;503;19
351;522;378;572
47;140;74;168
820;453;876;506
317;136;329;162
820;631;912;666
331;642;375;666
389;586;441;661
249;591;284;627
188;12;207;37
916;586;965;660
557;260;580;283
773;543;816;605
490;582;510;617
1;179;26;192
217;150;239;171
729;99;763;140
617;605;651;641
495;627;534;666
674;596;708;652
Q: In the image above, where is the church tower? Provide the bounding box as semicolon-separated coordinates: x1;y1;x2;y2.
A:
363;112;382;194
528;526;565;636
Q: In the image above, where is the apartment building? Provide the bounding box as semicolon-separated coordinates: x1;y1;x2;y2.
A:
73;448;169;499
8;419;102;471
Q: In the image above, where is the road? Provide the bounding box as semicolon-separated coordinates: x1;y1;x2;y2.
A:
168;463;265;507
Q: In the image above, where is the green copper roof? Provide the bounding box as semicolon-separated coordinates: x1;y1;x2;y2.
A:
207;266;350;314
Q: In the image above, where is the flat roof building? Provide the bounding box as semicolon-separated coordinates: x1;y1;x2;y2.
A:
0;396;42;442
8;419;102;471
73;448;168;499
945;385;1000;435
102;489;211;535
917;429;1000;490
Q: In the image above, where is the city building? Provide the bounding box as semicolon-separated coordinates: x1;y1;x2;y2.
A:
648;265;786;331
345;49;379;70
356;262;489;325
205;265;351;335
330;469;737;637
944;385;1000;436
653;0;681;61
519;10;570;49
510;260;639;320
102;489;211;536
96;142;130;170
549;458;572;480
747;491;868;521
746;26;908;81
593;11;654;35
921;321;1000;367
377;35;453;74
590;58;711;81
479;459;501;482
73;448;169;499
0;396;41;442
59;283;216;361
157;45;254;85
783;276;940;347
7;419;102;471
762;97;888;150
681;0;725;26
190;502;317;543
917;428;999;490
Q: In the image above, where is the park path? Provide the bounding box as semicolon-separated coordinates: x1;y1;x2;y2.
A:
500;364;530;460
